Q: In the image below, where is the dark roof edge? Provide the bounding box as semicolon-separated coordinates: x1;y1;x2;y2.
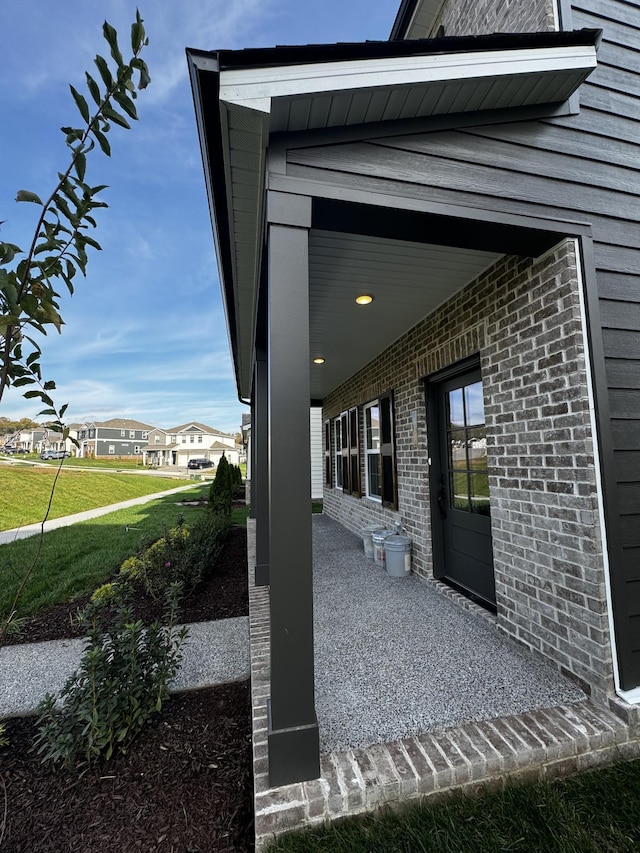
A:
187;28;601;72
390;0;421;40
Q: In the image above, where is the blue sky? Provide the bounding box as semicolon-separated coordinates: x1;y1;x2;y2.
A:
1;0;400;434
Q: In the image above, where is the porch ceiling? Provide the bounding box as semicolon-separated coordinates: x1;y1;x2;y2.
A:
187;30;600;401
308;230;501;399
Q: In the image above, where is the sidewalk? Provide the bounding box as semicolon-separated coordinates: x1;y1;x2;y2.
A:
0;617;250;719
0;484;201;545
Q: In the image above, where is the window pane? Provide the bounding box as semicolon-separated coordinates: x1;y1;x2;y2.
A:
448;429;466;469
367;453;381;498
467;428;488;470
470;473;490;516
464;381;485;426
366;405;379;451
448;388;464;427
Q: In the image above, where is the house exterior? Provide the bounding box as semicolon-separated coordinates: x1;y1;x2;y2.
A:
141;422;240;467
245;408;325;501
77;418;153;459
188;0;640;789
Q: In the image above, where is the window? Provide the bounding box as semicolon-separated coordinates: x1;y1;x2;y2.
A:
121;430;125;437
129;430;135;439
337;407;360;496
197;435;202;443
334;416;343;489
108;445;115;454
154;434;160;444
190;435;194;443
365;392;397;509
142;431;149;439
134;445;141;453
324;420;332;486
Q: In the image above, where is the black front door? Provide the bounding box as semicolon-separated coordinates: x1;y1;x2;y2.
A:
428;362;495;609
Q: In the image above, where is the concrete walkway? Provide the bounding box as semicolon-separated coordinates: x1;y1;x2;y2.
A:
0;616;250;719
0;483;203;545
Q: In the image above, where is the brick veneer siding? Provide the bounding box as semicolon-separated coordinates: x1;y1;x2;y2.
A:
323;240;615;705
435;0;556;37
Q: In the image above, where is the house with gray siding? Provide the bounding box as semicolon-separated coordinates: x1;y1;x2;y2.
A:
188;0;640;817
77;418;154;459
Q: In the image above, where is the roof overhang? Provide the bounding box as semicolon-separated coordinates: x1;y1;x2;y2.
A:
390;0;446;40
187;30;600;400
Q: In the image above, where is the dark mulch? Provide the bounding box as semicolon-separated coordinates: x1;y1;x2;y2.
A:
0;523;255;852
5;525;249;646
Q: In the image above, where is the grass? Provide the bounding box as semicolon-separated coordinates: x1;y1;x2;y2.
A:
266;759;640;852
0;484;210;619
36;457;144;469
0;466;186;531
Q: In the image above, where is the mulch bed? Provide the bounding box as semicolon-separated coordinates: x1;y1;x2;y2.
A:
4;525;249;647
0;522;255;853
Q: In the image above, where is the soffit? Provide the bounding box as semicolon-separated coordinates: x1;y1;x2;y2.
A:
390;0;444;40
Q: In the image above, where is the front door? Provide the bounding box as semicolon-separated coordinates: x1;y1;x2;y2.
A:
428;362;495;609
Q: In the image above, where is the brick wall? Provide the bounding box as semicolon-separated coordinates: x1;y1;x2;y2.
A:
323;240;615;704
435;0;556;36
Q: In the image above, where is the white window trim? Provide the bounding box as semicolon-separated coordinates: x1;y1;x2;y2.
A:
364;400;382;503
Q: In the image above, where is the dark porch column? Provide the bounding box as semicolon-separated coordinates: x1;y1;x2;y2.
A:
267;194;320;786
254;347;270;586
248;392;256;520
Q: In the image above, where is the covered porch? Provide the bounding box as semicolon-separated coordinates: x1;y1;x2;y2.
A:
248;515;638;849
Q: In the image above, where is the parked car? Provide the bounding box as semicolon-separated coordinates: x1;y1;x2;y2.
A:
187;458;213;469
40;450;70;460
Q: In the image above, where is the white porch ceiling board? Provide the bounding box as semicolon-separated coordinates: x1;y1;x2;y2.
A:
307;230;501;397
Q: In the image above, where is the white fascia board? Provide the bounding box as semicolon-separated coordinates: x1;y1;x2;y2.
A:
219;45;596;105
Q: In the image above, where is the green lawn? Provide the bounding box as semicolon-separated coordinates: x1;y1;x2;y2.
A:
0;467;187;531
37;456;144;469
266;759;640;852
0;484;210;619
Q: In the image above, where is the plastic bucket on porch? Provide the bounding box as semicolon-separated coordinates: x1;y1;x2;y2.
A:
384;535;412;577
372;529;395;567
362;524;386;559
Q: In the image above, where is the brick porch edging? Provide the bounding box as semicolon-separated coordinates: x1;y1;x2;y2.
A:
247;520;640;851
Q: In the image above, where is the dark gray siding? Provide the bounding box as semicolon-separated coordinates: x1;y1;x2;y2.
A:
286;0;640;686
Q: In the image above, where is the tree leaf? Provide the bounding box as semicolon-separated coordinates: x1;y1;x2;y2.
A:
85;72;102;105
94;55;114;91
113;89;138;120
16;190;43;205
74;151;87;182
102;104;130;129
103;21;124;67
70;85;90;124
91;128;111;157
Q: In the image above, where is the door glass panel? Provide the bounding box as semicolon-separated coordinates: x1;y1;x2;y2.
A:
448;388;464;427
470;473;490;515
464;381;485;426
445;377;489;516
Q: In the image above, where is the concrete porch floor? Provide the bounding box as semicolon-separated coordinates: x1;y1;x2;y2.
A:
247;516;640;851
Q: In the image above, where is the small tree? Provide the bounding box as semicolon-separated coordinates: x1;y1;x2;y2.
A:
0;11;150;430
209;453;233;515
0;12;150;645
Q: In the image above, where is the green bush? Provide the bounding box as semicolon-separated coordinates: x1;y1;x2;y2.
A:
184;510;230;581
208;453;233;515
138;524;191;599
34;582;187;772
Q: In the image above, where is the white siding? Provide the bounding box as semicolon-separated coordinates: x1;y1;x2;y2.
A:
310;408;323;500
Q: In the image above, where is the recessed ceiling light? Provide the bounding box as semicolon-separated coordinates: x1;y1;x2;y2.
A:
313;357;325;364
355;294;373;305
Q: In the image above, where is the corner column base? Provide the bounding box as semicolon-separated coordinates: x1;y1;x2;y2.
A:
255;563;270;586
267;699;320;786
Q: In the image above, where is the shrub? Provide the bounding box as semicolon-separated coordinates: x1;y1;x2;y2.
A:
0;722;7;748
90;582;117;603
137;524;192;599
184;511;231;581
119;555;144;579
34;581;187;772
209;453;233;515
